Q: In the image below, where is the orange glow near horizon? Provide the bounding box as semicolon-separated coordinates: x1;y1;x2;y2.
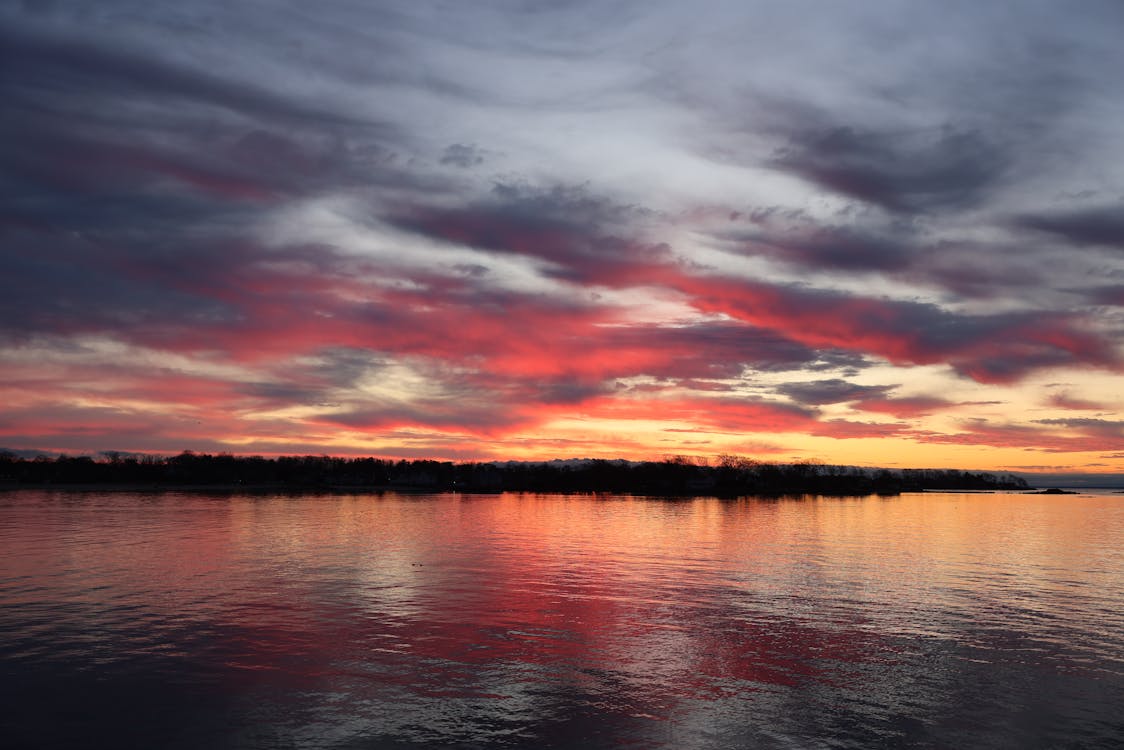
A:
3;343;1121;474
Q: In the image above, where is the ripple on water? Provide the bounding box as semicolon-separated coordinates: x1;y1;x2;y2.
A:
1;490;1123;749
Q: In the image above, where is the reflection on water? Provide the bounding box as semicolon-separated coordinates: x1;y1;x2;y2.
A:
2;491;1122;748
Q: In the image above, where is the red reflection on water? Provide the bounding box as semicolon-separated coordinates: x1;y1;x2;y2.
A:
209;495;889;706
7;489;1124;748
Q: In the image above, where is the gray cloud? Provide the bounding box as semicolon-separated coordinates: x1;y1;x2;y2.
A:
441;143;486;168
1018;205;1124;249
384;181;664;284
771;125;1008;215
777;379;893;406
1035;418;1124;437
0;24;377;130
711;208;920;273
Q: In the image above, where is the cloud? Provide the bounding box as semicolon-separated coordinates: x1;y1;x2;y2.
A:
1018;205;1124;249
384;181;665;284
383;179;1120;386
852;397;955;419
909;419;1124;453
440;143;486;168
707;207;1066;306
583;396;907;441
1047;392;1110;411
1034;417;1124;439
1087;286;1124;306
671;275;1120;384
2;1;1122;465
0;222;839;395
771;125;1007;214
777;379;892;406
710;213;920;273
0;25;360;127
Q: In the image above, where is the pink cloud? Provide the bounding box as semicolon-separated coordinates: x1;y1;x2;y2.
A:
1047;392;1109;411
668;274;1119;384
853;396;955;418
907;420;1124;453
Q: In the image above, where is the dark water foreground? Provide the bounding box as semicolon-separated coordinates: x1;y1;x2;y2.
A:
1;491;1121;749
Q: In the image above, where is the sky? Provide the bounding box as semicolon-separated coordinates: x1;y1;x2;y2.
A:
2;0;1123;472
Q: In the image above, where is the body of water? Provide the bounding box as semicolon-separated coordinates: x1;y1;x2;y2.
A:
1;490;1122;748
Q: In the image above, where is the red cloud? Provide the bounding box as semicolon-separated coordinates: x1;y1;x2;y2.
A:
666;274;1119;383
7;195;1121;461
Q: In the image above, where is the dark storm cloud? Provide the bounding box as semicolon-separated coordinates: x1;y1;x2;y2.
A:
0;229;237;339
761;227;915;273
712;211;920;273
0;25;373;129
1018;205;1124;249
906;244;1051;300
771;125;1007;214
385;182;666;283
0;105;410;234
709;210;1053;304
0;227;362;343
1087;286;1124;306
0;10;435;243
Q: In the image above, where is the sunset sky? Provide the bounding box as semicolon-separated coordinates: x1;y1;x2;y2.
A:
3;1;1123;472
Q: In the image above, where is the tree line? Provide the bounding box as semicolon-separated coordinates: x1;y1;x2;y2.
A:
0;451;1030;495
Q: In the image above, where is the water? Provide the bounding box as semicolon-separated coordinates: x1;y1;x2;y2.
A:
1;490;1122;749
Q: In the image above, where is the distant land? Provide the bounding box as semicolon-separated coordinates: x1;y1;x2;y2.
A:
1000;472;1124;489
0;450;1093;496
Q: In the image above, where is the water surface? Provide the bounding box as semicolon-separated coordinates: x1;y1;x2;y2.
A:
2;490;1122;748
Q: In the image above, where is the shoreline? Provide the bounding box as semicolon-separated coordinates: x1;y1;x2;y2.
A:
4;483;1115;496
